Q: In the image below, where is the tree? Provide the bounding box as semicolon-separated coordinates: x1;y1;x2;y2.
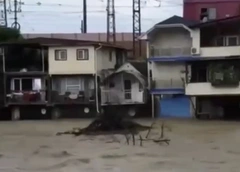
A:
0;27;22;42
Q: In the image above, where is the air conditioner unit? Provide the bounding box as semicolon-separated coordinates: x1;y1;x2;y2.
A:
191;47;200;55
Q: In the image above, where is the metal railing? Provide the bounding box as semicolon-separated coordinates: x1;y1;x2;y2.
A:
151;79;185;89
150;47;191;57
6;90;46;104
50;90;95;104
101;89;144;105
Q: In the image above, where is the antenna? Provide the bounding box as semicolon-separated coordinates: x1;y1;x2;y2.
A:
106;0;116;43
133;0;141;57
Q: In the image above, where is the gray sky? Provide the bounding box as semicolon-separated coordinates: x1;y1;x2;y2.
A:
6;0;182;33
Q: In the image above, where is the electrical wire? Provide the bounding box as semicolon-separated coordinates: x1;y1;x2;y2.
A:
5;0;183;32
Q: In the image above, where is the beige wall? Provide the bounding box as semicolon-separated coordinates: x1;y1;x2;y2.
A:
48;46;118;75
48;46;95;75
200;46;240;57
186;82;240;95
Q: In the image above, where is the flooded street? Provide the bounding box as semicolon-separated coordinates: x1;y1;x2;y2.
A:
0;119;240;172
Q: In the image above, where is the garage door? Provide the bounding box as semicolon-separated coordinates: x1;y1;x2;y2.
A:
159;95;191;118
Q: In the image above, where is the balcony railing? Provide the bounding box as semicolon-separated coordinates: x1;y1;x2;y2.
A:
6;90;46;104
150;47;191;57
101;89;144;105
50;90;95;104
151;79;185;89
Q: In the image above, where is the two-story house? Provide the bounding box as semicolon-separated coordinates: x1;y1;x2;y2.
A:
0;37;127;120
142;15;240;120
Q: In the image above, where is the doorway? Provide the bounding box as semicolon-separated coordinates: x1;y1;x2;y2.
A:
124;80;131;100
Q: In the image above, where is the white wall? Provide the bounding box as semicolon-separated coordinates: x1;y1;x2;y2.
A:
151;27;192;51
200;46;240;57
48;46;95;75
152;63;185;88
186;82;240;95
101;73;144;105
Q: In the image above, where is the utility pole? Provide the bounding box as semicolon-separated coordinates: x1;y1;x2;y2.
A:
83;0;87;33
0;0;7;27
106;0;116;43
11;0;20;30
133;0;141;57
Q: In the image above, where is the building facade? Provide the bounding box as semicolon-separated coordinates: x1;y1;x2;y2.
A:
184;0;240;22
0;38;128;120
142;15;240;119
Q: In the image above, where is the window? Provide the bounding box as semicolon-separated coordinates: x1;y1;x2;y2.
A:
65;78;84;94
55;49;67;61
215;37;224;46
215;36;239;46
77;49;89;60
227;36;238;46
200;8;216;21
11;78;36;91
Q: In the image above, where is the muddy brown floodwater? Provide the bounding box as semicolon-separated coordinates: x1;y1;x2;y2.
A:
0;119;240;172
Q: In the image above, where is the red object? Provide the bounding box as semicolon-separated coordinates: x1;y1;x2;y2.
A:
183;0;240;21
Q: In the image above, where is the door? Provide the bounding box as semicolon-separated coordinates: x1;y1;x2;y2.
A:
159;95;191;118
124;80;131;100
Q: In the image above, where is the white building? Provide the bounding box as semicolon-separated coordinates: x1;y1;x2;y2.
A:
141;15;240;119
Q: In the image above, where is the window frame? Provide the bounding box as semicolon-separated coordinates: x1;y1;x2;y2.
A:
55;49;67;61
226;36;239;46
76;49;89;61
65;78;84;93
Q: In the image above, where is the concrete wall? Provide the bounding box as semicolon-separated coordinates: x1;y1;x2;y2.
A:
151;63;186;89
200;46;240;57
186;82;240;95
150;27;192;55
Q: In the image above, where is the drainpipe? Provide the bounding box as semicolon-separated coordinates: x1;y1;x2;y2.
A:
95;44;103;114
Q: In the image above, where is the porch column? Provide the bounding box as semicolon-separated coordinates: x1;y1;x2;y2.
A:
151;94;154;118
41;48;45;72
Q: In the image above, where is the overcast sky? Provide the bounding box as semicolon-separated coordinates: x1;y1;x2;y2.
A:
4;0;182;33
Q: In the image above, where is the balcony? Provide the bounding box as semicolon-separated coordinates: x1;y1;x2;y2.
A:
6;90;46;105
150;79;185;94
185;82;240;95
50;90;95;104
101;89;145;105
150;47;191;57
200;46;240;57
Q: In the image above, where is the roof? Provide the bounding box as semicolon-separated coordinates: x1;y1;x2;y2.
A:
21;33;147;59
190;15;240;28
103;70;147;87
156;15;199;26
129;61;147;77
0;37;129;50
